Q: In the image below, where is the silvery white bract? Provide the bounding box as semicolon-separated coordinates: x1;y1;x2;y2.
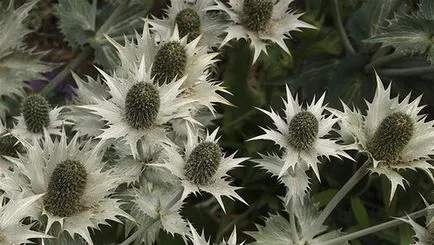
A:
66;73;108;137
0;131;131;244
211;0;316;63
149;0;226;48
250;86;351;181
246;198;347;245
0;0;52;119
80;64;190;158
398;200;434;245
156;126;248;212
187;222;245;245
125;182;188;245
333;73;434;201
0;194;52;244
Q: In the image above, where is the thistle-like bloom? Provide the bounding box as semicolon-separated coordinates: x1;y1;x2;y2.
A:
334;73;434;201
401;205;434;245
149;0;225;48
80;64;189;157
157;127;248;212
0;194;52;244
250;86;350;181
0;131;131;244
212;0;316;62
11;94;67;143
107;23;230;114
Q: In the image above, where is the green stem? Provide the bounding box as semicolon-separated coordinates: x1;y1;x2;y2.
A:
331;0;355;55
290;211;300;243
321;207;429;245
379;65;434;76
365;53;406;72
39;46;93;96
95;0;129;40
136;139;147;162
308;159;370;238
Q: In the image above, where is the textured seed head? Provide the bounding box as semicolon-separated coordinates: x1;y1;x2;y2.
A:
43;160;87;217
287;111;319;152
151;41;187;85
175;8;201;42
367;112;414;165
184;142;222;185
0;135;20;158
242;0;273;32
22;94;50;133
125;83;160;129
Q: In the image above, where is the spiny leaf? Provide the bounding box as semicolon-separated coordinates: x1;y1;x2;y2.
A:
55;0;97;47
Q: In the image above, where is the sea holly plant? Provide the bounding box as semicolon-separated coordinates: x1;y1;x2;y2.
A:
0;0;433;245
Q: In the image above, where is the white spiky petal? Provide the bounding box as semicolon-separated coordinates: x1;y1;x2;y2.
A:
0;194;52;244
155;126;248;212
79;64;190;158
0;131;132;245
250;85;351;181
149;0;225;48
211;0;316;63
334;73;434;202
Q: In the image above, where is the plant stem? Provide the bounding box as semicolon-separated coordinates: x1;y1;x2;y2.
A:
39;46;93;96
379;65;434;76
308;159;370;237
290;211;300;243
136;139;147;162
321;207;429;245
331;0;355;55
365;53;406;72
39;0;129;96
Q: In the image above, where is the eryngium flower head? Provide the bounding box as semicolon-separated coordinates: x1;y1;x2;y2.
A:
156;126;248;212
211;0;316;63
80;65;190;158
250;85;351;181
12;95;66;143
0;194;52;244
333;72;434;201
149;0;226;48
0;131;131;244
21;94;50;133
398;200;434;245
151;41;188;85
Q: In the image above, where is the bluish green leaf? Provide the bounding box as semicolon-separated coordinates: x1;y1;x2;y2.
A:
350;197;369;227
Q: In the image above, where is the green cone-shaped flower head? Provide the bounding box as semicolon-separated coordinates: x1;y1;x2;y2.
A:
44;160;87;217
287;111;319;152
175;8;201;42
125;82;160;129
185;142;222;185
367;112;414;165
242;0;273;32
22;94;50;133
151;41;188;84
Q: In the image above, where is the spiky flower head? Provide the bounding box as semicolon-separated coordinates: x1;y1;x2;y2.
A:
0;131;131;244
12;95;67;143
333;73;434;201
0;194;52;244
398;200;434;245
21;94;50;134
149;0;226;48
156;126;248;212
211;0;316;63
250;86;351;182
80;64;191;158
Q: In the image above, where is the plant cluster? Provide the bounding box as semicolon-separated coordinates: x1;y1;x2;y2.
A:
0;0;433;245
